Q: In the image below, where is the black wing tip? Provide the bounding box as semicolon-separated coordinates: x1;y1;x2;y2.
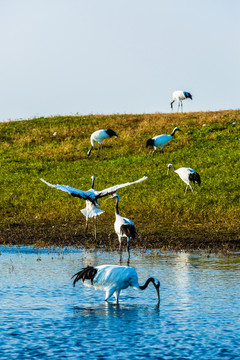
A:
146;138;154;148
120;224;136;239
72;266;98;287
106;129;118;137
189;172;201;185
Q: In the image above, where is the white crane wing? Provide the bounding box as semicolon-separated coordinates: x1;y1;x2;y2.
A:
40;178;95;201
96;176;147;199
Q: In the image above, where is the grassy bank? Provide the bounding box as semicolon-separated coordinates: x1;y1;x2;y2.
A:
0;110;239;252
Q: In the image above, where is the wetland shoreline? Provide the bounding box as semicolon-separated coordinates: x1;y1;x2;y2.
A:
1;221;239;253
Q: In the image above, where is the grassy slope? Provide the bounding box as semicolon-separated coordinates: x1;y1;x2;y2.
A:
0;110;239;251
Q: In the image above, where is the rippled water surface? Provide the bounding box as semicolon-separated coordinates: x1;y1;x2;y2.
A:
0;246;240;359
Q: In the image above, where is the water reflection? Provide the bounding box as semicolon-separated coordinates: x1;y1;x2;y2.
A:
82;248;130;267
0;246;240;360
173;252;191;308
73;301;160;320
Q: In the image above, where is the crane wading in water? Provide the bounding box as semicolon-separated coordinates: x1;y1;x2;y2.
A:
108;193;137;256
87;129;118;157
40;176;147;239
167;164;201;194
170;90;192;112
72;265;160;306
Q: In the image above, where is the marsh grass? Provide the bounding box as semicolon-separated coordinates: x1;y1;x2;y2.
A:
0;110;239;251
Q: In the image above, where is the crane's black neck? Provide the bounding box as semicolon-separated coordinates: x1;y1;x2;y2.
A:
139;277;160;305
115;196;119;215
139;277;156;290
171;128;178;137
169;164;176;172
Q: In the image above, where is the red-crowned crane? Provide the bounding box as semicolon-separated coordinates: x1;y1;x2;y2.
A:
72;265;160;306
170;90;192;112
40;176;147;239
108;193;136;256
167;164;201;194
87;129;118;157
146;127;181;156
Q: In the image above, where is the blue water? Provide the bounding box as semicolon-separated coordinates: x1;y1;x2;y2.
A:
0;246;239;359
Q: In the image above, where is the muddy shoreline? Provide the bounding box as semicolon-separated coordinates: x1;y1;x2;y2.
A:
1;222;239;254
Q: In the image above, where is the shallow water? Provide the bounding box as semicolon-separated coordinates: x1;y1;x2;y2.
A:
0;246;239;359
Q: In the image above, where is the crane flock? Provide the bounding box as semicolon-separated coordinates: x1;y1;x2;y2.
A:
40;90;202;305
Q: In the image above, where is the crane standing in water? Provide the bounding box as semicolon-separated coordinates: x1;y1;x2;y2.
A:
72;265;160;306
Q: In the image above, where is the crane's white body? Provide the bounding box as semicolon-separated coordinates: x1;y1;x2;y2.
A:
90;129;111;146
146;127;180;156
152;134;173;150
87;129;118;157
114;215;135;238
40;176;147;238
114;214;135;250
108;193;137;255
80;199;104;218
76;265;160;303
171;90;192;112
167;164;200;194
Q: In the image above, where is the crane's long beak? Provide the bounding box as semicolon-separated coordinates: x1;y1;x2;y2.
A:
167;168;170;175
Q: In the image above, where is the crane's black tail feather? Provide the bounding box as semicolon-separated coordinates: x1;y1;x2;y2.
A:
120;224;137;239
72;266;98;287
146;138;154;148
189;172;201;186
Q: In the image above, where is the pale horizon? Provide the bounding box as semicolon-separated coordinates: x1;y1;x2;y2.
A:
0;0;239;122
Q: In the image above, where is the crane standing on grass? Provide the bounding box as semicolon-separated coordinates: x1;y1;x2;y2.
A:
87;129;118;157
170;90;192;112
167;164;201;194
146;127;181;156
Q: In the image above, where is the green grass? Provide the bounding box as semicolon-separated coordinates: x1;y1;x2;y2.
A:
0;110;240;251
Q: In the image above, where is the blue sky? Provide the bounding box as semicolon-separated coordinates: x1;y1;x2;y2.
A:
0;0;239;121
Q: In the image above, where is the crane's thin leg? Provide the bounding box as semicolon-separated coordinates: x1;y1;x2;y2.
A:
189;184;194;193
119;252;122;265
97;144;100;156
94;216;97;240
177;102;180;112
118;236;122;252
184;185;189;195
114;290;120;304
105;287;116;302
127;239;130;257
86;217;89;232
181;101;183;112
